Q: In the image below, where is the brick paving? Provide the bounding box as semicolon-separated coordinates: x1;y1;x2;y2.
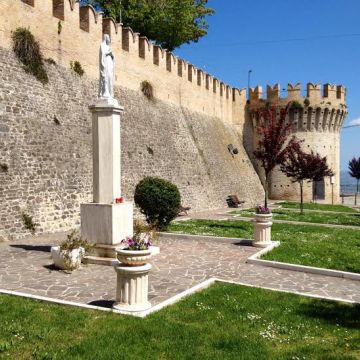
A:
0;230;360;311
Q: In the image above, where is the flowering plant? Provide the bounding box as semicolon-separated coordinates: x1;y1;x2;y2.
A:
121;236;152;250
254;205;271;214
115;197;124;204
120;220;157;250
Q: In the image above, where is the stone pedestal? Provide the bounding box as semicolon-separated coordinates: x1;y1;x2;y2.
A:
113;263;152;312
89;99;123;204
253;213;273;248
81;99;134;265
81;202;133;264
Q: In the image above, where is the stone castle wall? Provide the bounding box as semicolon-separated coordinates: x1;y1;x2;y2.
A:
0;47;264;241
0;0;247;125
247;83;347;203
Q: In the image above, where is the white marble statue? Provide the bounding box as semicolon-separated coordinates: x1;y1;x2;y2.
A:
99;34;115;99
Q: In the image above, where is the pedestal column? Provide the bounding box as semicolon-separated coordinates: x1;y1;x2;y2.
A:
81;99;133;265
253;213;273;247
113;264;152;312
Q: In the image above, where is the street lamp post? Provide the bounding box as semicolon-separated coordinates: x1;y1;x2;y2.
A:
247;70;252;99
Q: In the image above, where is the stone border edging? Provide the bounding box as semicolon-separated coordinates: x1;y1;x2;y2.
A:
1;275;358;320
247;242;360;281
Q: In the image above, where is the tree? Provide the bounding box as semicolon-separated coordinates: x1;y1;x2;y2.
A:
253;103;300;209
281;146;334;214
79;0;214;51
348;157;360;205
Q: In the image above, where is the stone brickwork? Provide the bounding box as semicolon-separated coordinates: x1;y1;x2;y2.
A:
0;0;247;125
247;83;347;203
0;47;264;241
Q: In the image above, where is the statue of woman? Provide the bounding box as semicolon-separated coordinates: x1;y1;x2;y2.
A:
99;34;115;99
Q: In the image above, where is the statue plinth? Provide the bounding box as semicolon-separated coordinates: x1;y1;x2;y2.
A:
81;98;133;266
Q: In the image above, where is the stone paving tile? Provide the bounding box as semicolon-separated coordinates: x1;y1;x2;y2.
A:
0;232;360;310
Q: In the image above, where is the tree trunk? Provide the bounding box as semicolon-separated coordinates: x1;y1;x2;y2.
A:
264;176;269;209
356;179;359;206
300;181;304;215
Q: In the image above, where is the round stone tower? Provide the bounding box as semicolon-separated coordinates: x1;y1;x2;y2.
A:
248;83;347;204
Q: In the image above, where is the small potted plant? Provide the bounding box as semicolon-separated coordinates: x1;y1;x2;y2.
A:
253;205;272;221
253;205;273;247
51;231;91;271
116;221;156;266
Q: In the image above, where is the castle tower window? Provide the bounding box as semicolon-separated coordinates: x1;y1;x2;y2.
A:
188;65;193;82
79;7;90;32
139;39;146;59
177;60;182;77
197;71;201;86
122;29;130;51
21;0;34;6
153;46;159;65
53;0;65;21
213;79;217;93
166;53;172;72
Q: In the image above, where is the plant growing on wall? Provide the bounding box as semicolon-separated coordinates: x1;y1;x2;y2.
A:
0;163;8;173
348;157;360;205
70;61;85;76
281;145;334;214
12;28;48;84
254;103;300;208
21;212;37;235
141;81;154;100
80;0;214;51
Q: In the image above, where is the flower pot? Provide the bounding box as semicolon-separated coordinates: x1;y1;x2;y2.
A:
116;249;152;266
51;246;85;270
253;213;273;222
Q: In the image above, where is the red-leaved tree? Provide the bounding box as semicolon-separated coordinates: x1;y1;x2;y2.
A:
281;145;334;213
253;103;300;209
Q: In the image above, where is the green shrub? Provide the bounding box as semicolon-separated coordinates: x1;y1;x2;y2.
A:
12;27;48;84
134;177;181;230
304;98;310;107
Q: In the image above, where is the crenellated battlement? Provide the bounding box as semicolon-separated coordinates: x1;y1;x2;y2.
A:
249;83;346;106
0;0;247;124
249;83;348;133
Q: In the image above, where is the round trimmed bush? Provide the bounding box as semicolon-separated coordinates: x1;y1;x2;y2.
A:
134;177;181;229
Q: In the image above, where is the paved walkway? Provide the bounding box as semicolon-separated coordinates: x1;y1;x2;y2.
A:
0;231;359;311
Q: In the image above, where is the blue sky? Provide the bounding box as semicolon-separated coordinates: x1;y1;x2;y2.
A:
174;0;360;171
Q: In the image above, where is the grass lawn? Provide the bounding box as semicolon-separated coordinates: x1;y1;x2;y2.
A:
279;202;357;213
0;283;359;359
231;208;360;227
168;220;360;273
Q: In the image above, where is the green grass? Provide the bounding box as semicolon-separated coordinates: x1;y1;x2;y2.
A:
0;283;359;359
232;208;360;227
168;220;360;273
279;202;357;213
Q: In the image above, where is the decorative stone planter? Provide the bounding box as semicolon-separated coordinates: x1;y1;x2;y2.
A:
116;249;152;266
253;213;273;247
51;246;85;270
113;263;152;312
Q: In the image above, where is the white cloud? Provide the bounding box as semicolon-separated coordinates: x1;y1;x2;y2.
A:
348;118;360;126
